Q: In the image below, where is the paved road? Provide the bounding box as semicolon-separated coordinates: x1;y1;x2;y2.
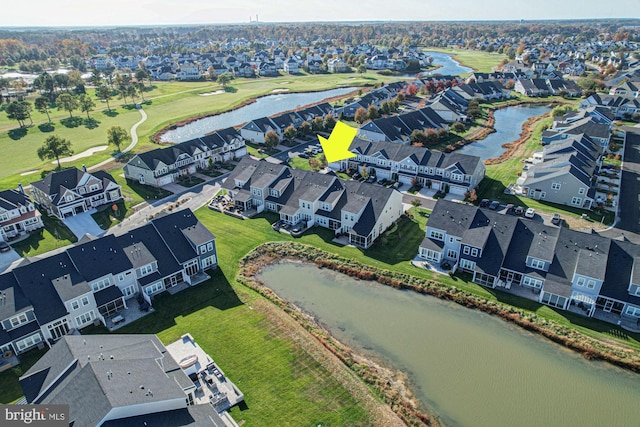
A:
600;127;640;244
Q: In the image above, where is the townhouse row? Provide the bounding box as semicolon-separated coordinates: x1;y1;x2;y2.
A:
329;139;486;196
124;127;247;187
419;200;640;329
222;157;404;249
0;209;217;356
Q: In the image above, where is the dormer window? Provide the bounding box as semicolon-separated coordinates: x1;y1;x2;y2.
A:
531;259;545;270
66;195;74;202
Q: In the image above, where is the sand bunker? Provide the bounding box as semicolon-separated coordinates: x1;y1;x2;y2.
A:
199;90;225;96
271;88;290;93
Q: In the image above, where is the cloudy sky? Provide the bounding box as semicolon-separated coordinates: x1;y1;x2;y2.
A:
2;0;637;27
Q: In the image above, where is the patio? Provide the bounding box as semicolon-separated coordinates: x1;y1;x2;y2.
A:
104;297;155;331
165;272;210;295
411;256;452;276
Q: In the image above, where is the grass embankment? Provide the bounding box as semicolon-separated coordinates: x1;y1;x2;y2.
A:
0;347;47;404
0;74;401;190
424;47;505;73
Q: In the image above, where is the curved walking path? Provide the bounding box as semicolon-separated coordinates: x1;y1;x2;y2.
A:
87;104;147;172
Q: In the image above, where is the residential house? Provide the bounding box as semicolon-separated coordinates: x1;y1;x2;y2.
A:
517;134;602;209
234;62;255;78
0;187;44;242
283;57;299;74
30;168;123;220
176;62;201;81
18;334;230;426
609;81;639;98
543;116;611;148
418;199;640;330
259;62;279;77
124;128;246;187
239;117;279;143
222;157;404;249
331;139;485;196
0;209;217;356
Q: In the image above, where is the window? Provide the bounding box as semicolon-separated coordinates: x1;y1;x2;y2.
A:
522;276;543;289
587;280;596;289
632;285;640;296
66;195;74;202
531;259;545;270
16;334;42;352
551;182;561;190
118;273;125;282
449;236;456;243
207;242;214;251
122;285;135;297
576;277;586;287
145;281;164;296
540;192;546;199
91;278;110;292
541;292;567;308
463;246;470;255
71;300;79;310
200;245;207;254
75;311;93;326
625;305;640;318
89;184;100;192
447;249;458;259
471;248;479;257
139;264;154;276
578;188;586;195
459;258;476;271
201;256;216;269
571;197;582;206
420;248;440;262
10;313;28;328
429;230;444;241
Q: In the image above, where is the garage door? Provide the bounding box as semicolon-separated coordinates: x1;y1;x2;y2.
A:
449;185;467;195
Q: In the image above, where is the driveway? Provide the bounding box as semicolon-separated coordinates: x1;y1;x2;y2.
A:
63;211;105;240
600;127;640;244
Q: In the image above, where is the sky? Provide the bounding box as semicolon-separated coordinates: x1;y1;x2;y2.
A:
1;0;638;27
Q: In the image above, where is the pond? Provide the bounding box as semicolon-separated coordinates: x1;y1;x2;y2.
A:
257;262;640;427
159;87;356;143
457;105;551;160
422;51;473;76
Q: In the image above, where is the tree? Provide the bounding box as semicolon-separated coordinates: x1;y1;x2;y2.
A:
78;94;95;119
410;129;427;144
283;126;297;143
367;105;379;120
323;115;336;131
136;82;146;101
354;106;368;124
68;70;84;87
34;96;52;123
466;99;481;120
56;93;78;117
37;135;73;170
89;69;103;87
356;64;366;75
312;116;324;132
264;130;279;149
217;73;232;88
411;198;422;208
135;68;149;86
6;101;32;128
299;121;311;136
95;85;113;111
451;121;465;133
107;125;130;152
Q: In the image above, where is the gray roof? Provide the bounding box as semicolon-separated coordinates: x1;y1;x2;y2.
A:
151;209;211;264
102;406;227;427
0;189;31;212
0;272;31;320
21;335;195;427
66;234;133;281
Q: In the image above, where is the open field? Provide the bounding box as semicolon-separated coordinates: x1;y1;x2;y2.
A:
0;73;402;190
426;47;505;73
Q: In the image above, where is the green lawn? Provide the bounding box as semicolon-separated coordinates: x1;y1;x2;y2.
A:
287;156;313;171
0;347;47;404
91;201;127;230
12;213;77;257
425;47;506;73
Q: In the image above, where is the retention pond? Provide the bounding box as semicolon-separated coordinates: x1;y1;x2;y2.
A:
257;262;640;427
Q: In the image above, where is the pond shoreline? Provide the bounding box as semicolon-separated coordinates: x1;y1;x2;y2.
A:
151;86;364;144
238;242;640;424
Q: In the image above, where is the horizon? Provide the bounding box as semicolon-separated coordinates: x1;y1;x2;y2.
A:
2;0;639;28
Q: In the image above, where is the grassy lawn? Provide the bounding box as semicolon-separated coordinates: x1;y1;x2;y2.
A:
91;201;126;230
245;141;280;159
287;156;313;171
1;74;402;191
12;213;77;257
111;172;173;207
0;347;48;404
425;47;506;73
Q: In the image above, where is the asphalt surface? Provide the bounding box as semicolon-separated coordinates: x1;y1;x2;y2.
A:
600;126;640;244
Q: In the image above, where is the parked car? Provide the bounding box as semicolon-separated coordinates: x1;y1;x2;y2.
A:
480;199;490;207
551;213;561;225
377;178;387;185
366;176;375;183
505;204;514;213
352;172;361;180
489;200;500;210
298;153;309;159
525;208;536;218
0;241;10;253
392;182;401;190
514;206;525;216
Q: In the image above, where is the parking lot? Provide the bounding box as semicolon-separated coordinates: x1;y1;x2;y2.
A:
479;199;563;227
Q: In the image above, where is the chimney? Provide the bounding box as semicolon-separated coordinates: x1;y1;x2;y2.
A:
18;183;24;194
